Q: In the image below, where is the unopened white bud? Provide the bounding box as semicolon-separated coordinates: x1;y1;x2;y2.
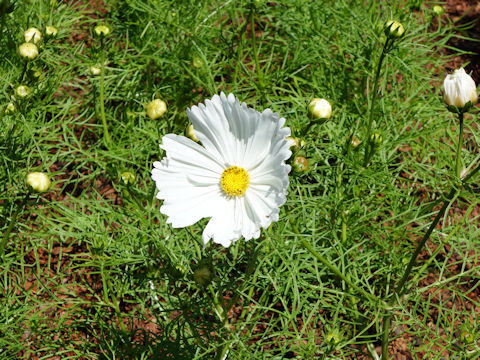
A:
146;99;167;120
308;98;332;121
18;43;38;60
24;27;42;43
443;68;478;110
26;172;51;193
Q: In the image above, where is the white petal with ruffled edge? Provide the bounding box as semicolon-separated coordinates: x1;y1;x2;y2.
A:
152;93;293;247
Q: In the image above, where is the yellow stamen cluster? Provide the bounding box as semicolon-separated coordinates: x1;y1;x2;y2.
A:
220;166;249;197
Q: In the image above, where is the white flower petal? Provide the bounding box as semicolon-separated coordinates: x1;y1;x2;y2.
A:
152;93;292;247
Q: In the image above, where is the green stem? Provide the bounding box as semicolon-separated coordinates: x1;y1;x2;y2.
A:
99;61;110;144
363;37;390;167
216;243;259;360
249;4;264;90
19;61;28;83
381;313;392;359
292;222;381;304
455;112;464;179
1;191;30;258
98;39;110;145
379;162;480;358
0;13;6;46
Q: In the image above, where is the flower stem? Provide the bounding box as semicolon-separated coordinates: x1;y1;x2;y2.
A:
98;38;111;145
0;191;30;258
249;3;264;90
215;242;259;360
363;37;390;167
455;112;464;179
378;163;480;358
291;221;381;304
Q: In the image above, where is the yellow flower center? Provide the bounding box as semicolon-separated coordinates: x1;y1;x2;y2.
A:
220;166;249;197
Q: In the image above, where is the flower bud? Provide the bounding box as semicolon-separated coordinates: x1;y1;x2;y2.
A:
443;68;478;111
460;330;475;345
292;156;309;173
308;98;332;121
5;102;15;114
26;172;51;193
192;57;203;69
45;26;58;37
351;136;361;148
192;266;213;287
24;27;42;43
433;5;445;16
15;85;30;98
186;124;199;142
120;171;135;185
94;25;110;37
371;132;383;147
287;136;305;151
89;65;101;76
325;329;342;346
18;43;38;60
384;20;405;39
146;99;167;120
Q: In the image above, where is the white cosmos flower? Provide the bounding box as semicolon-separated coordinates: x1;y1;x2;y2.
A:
151;93;293;247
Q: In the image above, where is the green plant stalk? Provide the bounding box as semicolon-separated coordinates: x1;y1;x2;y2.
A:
1;191;30;258
249;4;264;90
380;163;480;359
19;61;28;83
215;243;259;360
455;112;464;179
363;37;390;167
292;222;381;304
98;38;111;145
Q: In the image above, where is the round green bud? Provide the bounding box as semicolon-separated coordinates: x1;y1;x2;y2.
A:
94;25;110;37
433;5;445;16
120;171;135;185
325;329;342;346
192;57;203;69
384;20;405;39
5;102;15;114
371;132;383;147
292;156;309;173
192;266;213;287
460;330;475;345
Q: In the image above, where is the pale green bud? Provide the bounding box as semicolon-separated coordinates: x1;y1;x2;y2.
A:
94;25;110;37
384;20;405;39
26;172;51;193
308;98;332;121
45;26;58;37
18;43;38;60
15;85;30;98
120;172;135;185
24;27;42;43
146;99;167;120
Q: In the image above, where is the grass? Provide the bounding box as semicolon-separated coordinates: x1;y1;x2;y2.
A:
1;0;479;359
